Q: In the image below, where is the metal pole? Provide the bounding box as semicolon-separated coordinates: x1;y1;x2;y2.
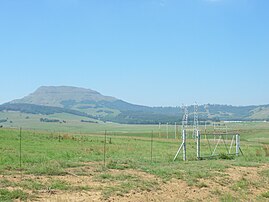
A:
183;129;186;161
196;130;200;160
236;134;240;156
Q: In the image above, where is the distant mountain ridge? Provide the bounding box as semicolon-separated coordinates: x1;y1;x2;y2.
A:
11;86;117;107
1;86;269;124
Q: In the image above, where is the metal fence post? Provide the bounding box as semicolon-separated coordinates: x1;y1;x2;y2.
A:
183;129;186;161
236;134;240;156
196;130;200;160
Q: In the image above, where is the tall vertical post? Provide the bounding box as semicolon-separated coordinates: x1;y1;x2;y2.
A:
236;134;240;156
183;129;186;161
196;130;200;160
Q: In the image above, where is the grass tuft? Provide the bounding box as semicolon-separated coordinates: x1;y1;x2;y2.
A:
0;189;29;201
261;191;269;198
196;182;209;188
19;179;45;190
49;179;70;190
220;192;237;202
28;160;67;176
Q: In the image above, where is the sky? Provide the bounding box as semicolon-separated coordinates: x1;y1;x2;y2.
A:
0;0;269;107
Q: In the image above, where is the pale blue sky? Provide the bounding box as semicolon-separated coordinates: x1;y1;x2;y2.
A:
0;0;268;106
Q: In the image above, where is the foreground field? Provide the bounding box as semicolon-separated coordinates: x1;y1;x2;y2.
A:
0;122;268;201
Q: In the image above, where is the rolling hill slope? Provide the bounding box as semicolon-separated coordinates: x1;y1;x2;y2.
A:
1;86;269;124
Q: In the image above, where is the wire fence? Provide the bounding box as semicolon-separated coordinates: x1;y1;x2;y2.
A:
0;128;185;174
0;127;245;178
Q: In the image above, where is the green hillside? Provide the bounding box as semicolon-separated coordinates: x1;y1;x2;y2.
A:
1;86;269;124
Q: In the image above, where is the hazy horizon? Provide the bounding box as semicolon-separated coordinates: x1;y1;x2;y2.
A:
1;0;268;106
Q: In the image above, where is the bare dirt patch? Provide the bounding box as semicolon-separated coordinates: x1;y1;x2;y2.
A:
110;164;269;202
1;164;269;201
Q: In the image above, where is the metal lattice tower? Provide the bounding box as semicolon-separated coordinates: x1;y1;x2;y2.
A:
174;102;243;162
181;104;188;130
193;102;199;138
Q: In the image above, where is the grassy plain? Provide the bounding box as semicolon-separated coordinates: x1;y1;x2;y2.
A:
0;117;268;201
